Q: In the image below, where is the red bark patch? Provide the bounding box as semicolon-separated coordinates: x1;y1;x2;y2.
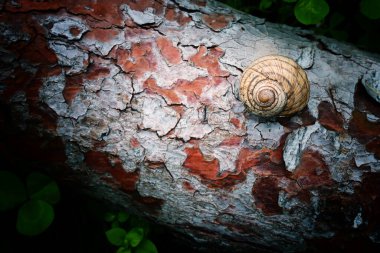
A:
85;151;112;174
299;108;317;126
165;6;192;25
69;1;125;26
219;136;243;147
22;35;58;65
64;75;83;104
134;195;164;215
318;101;344;132
116;43;156;78
85;151;139;192
5;0;125;26
144;159;165;169
182;181;195;191
144;77;210;104
130;137;140;148
184;134;288;189
202;13;234;31
278;108;316;130
83;28;121;43
354;81;380;118
277;117;301;130
366;139;380;159
349;109;380;142
5;0;62;12
230;117;244;130
236;147;288;177
183;147;220;181
348;82;380;158
190;46;229;77
1;67;34;101
125;0;164;14
252;177;282;216
69;27;81;37
281;179;311;203
183;146;248;189
156;37;182;65
110;166;139;192
292;150;334;189
190;0;207;7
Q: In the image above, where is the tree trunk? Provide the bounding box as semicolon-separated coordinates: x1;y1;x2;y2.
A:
1;0;380;252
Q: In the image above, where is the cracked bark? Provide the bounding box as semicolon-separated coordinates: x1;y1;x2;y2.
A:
1;0;380;252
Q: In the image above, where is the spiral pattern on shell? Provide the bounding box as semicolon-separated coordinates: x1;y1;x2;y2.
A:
240;55;310;117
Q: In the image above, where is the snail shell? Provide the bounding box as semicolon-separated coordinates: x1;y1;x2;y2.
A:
240;55;310;117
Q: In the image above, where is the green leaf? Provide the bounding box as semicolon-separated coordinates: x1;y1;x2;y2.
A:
135;239;158;253
117;211;129;223
116;247;131;253
283;0;297;2
16;199;54;236
259;0;273;10
106;228;127;246
128;216;150;236
125;227;144;247
294;0;329;25
105;212;116;222
27;172;60;205
360;0;380;19
0;171;27;211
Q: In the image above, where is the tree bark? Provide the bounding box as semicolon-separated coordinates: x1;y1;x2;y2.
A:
1;0;380;252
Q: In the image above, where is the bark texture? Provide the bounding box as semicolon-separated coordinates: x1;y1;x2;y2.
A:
1;0;380;252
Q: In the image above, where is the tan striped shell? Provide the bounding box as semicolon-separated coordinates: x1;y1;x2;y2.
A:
240;55;310;117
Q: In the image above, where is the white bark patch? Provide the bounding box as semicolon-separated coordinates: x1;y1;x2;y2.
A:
39;72;68;116
137;131;169;162
173;0;207;11
49;41;88;75
353;212;362;229
362;67;380;103
247;121;284;149
97;75;132;111
355;152;380;172
174;108;213;141
201;81;233;111
68;93;90;119
153;63;208;89
296;47;315;69
139;96;180;136
102;111;144;172
50;18;88;40
65;142;84;170
123;6;163;26
169;23;231;48
283;123;320;172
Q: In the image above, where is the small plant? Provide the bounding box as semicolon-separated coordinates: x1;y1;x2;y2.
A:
227;0;380;24
0;170;60;235
222;0;380;53
105;211;158;253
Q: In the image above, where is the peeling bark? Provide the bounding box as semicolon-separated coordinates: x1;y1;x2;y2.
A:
1;0;380;252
